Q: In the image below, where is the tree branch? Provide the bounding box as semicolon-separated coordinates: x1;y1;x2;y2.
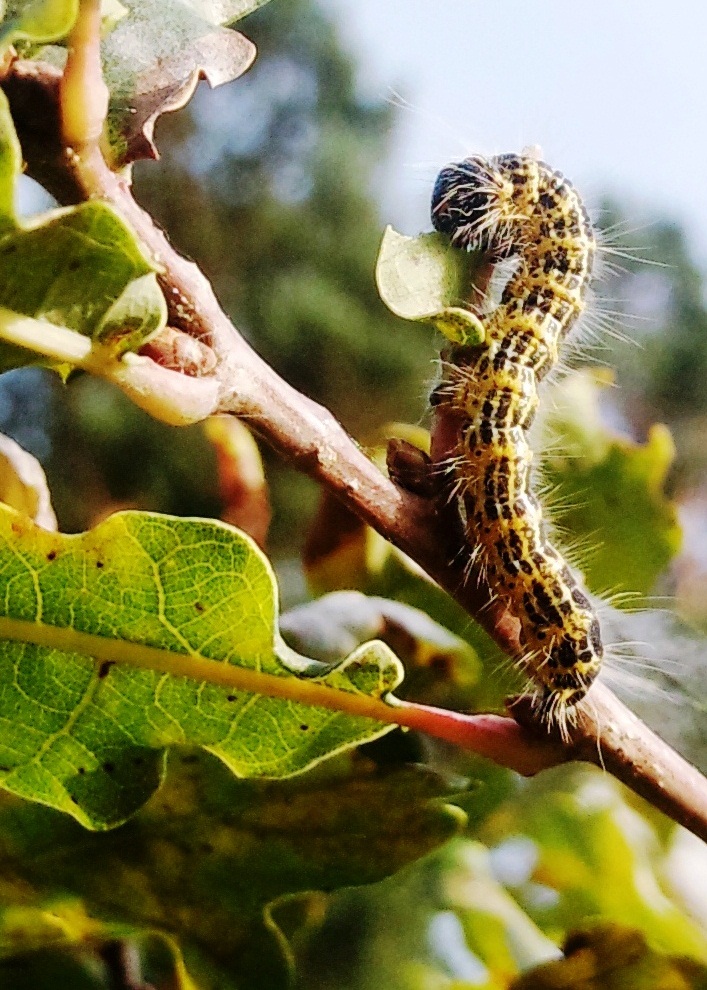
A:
4;58;707;843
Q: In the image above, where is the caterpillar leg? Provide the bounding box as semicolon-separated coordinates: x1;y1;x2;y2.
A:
386;439;438;498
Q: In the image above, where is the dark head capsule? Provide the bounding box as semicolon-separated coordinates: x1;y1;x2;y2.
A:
431;156;505;251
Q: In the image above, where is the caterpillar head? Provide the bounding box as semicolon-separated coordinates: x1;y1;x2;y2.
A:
431;156;513;253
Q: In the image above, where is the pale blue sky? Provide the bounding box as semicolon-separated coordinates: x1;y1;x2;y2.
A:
324;0;707;265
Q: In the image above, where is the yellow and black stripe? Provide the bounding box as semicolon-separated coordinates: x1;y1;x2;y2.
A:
431;153;601;718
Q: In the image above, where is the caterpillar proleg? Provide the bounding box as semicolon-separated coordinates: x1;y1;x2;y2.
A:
430;153;603;724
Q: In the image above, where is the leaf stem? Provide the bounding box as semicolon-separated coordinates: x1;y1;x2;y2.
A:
0;306;93;364
0;307;220;425
0;614;558;777
60;0;109;148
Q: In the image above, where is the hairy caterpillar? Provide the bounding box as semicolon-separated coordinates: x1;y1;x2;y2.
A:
430;153;603;724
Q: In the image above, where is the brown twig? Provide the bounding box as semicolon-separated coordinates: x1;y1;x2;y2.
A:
4;59;707;843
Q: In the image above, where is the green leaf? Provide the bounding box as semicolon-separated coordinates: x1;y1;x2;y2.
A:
0;0;77;49
272;838;559;990
0;901;199;990
0;91;166;366
376;226;486;345
540;370;682;597
0;505;404;829
0;752;467;989
101;0;258;164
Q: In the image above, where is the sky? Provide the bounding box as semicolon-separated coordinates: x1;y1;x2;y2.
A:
322;0;707;268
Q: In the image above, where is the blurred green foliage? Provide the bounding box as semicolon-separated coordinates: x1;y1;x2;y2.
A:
0;750;468;989
598;206;707;492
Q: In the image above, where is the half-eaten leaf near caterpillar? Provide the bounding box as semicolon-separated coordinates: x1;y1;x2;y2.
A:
430;153;603;729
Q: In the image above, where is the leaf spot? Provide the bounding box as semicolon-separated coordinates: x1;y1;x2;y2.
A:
194;601;204;612
98;661;115;679
46;550;57;561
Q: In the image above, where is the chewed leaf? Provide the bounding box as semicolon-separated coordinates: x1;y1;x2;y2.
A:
0;91;166;366
101;0;259;165
0;0;77;49
29;1;265;163
376;226;486;345
431;305;485;345
0;507;402;829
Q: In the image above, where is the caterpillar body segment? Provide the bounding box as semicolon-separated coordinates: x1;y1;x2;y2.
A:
430;154;603;717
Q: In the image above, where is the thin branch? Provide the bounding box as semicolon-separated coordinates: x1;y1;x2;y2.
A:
4;59;707;843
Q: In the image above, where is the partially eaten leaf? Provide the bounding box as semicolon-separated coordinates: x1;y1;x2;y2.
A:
376;226;486;345
0;0;78;49
101;0;261;164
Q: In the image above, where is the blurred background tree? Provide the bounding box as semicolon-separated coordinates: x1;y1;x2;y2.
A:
599;209;707;490
8;0;434;552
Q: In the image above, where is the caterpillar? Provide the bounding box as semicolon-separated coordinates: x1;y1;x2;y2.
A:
430;153;603;726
